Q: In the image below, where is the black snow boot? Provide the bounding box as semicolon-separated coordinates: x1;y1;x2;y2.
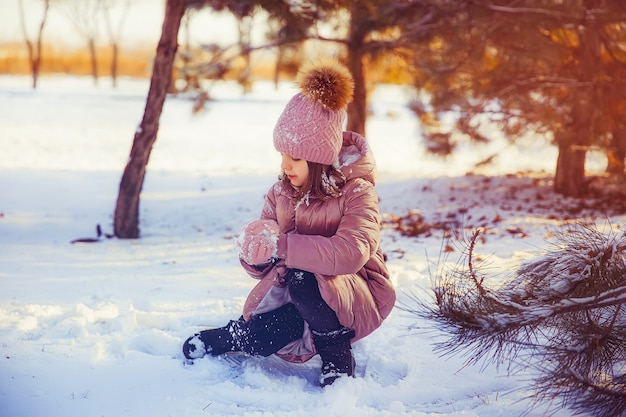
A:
182;321;240;360
312;327;356;387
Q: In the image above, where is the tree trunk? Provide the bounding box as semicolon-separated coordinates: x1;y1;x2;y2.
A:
273;48;283;90
346;48;366;136
111;43;119;88
113;0;186;239
18;0;49;89
345;6;367;136
88;38;98;86
237;17;252;94
606;131;625;176
554;0;600;197
346;38;367;136
554;142;587;197
32;0;49;89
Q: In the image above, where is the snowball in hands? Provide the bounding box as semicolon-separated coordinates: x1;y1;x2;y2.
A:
236;219;280;265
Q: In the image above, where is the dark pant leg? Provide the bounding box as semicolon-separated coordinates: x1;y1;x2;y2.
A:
285;269;356;385
285;269;343;334
230;302;304;357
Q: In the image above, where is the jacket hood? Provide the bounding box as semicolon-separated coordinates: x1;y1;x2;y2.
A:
337;131;376;186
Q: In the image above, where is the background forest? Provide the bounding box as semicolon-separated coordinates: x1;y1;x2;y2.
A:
3;1;626;416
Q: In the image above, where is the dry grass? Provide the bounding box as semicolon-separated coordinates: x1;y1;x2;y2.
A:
0;41;412;85
0;42;155;78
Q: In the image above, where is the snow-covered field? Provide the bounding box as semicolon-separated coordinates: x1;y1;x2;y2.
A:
0;75;614;417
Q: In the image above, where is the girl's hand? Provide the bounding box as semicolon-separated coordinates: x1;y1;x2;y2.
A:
236;219;280;265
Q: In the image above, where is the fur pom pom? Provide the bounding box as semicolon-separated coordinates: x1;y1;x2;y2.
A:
296;59;354;111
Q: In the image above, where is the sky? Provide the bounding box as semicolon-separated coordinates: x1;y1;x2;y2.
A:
0;0;241;49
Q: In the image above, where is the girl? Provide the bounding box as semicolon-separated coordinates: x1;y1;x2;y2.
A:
183;59;396;387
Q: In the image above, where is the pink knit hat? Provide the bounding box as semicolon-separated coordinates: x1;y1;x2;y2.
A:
273;60;355;165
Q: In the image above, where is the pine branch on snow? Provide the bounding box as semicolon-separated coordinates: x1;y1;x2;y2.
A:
406;222;626;416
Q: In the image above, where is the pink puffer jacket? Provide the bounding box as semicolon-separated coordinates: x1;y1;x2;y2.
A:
240;131;396;363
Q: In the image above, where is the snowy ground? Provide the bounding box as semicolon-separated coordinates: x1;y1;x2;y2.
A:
0;75;618;417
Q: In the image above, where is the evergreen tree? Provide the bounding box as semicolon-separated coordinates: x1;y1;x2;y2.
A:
412;0;626;196
191;0;460;136
410;222;626;416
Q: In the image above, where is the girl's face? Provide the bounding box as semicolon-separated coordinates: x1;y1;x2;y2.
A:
280;153;309;188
